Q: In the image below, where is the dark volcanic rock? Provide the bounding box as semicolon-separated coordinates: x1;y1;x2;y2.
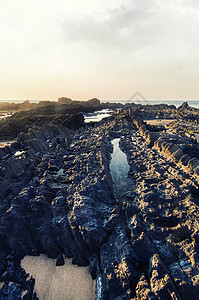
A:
0;104;86;140
56;253;65;266
0;104;199;299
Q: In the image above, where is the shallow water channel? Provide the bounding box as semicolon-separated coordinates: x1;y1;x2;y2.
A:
84;109;112;123
110;138;132;200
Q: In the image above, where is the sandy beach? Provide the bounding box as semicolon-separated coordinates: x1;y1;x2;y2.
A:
145;119;177;126
21;255;96;300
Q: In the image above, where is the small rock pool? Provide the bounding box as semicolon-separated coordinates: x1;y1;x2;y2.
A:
110;138;132;200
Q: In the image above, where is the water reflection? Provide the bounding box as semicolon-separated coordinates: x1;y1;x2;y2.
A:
0;140;17;148
110;138;131;199
84;109;112;123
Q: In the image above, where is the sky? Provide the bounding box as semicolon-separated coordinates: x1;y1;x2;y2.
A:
0;0;199;101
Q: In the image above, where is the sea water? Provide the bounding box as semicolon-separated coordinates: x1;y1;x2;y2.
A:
101;99;199;109
0;99;199;109
110;138;132;199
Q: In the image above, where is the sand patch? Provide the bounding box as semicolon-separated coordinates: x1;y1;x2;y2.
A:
21;255;96;300
145;119;177;126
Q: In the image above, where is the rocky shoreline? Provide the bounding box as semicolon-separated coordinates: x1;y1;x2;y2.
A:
0;101;199;299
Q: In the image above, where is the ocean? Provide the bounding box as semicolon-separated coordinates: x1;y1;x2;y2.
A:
0;99;199;109
102;99;199;109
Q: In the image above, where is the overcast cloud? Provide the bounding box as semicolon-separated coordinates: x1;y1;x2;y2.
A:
0;0;199;100
62;1;199;61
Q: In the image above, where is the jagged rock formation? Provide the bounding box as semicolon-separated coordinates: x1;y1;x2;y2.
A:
0;107;85;140
0;100;124;140
0;98;101;112
0;103;199;299
120;134;199;299
132;114;199;179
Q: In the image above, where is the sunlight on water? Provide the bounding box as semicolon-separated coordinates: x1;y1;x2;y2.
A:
110;138;131;199
84;109;112;123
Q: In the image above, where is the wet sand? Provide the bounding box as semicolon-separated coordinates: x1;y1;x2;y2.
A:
21;255;96;300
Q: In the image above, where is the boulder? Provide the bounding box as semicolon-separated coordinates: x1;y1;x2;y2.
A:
58;97;73;104
86;98;100;107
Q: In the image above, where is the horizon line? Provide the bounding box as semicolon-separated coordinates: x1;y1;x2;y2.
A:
0;99;199;102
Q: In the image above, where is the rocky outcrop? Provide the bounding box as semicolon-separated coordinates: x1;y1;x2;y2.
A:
132;117;199;180
58;97;73;104
0;107;85;140
0;121;121;298
0;99;124;140
0;105;199;299
87;98;101;107
120;132;199;299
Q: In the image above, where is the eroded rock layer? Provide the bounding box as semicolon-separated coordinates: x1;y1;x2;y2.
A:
0;104;199;299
